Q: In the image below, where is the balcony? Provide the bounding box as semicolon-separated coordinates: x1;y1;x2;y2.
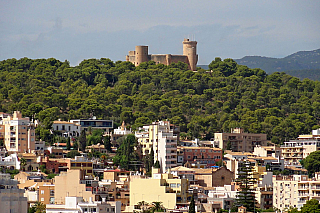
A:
311;186;320;190
298;187;309;190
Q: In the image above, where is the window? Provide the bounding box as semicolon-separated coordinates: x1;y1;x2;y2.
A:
170;183;177;188
41;198;44;201
41;190;44;194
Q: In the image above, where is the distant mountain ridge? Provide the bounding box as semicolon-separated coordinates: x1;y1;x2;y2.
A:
234;48;320;74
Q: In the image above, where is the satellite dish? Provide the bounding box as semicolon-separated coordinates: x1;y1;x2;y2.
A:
92;116;96;120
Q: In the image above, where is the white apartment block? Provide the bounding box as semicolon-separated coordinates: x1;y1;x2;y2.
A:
2;111;35;153
46;196;121;213
273;173;320;211
135;121;179;173
281;134;320;167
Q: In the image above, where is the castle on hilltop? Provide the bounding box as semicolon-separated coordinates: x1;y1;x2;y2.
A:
126;38;198;71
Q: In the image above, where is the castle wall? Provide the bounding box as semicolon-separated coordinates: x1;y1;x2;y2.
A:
170;55;189;65
126;39;198;70
151;55;170;65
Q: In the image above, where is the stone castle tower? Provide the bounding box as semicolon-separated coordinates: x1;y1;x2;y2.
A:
126;38;198;71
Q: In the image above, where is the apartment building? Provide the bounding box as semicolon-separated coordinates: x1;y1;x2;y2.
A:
253;145;281;158
0;153;20;170
214;128;268;152
65;156;93;176
38;184;55;204
54;170;95;205
102;169;131;211
0;173;28;213
2;111;35;153
177;146;222;167
135;120;179;172
207;184;237;210
128;168;189;211
281;130;320;167
46;196;121;213
273;173;320;211
256;185;273;210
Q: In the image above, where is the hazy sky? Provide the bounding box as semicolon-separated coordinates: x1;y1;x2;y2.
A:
1;0;319;65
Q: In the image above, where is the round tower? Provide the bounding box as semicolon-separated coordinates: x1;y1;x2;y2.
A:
135;46;149;66
183;38;198;71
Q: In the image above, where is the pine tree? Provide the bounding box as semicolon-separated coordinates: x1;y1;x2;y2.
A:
234;160;257;212
188;194;195;213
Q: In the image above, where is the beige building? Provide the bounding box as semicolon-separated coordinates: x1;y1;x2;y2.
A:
253;145;281;158
2;111;35;153
128;168;189;210
193;167;234;187
126;38;198;71
101;169;131;211
273;173;320;211
54;169;95;204
214;128;268;152
65;156;93;176
0;173;28;213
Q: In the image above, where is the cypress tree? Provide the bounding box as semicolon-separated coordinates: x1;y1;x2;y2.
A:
79;129;87;152
188;194;195;213
66;137;71;150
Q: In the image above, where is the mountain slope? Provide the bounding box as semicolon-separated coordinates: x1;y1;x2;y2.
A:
235;49;320;74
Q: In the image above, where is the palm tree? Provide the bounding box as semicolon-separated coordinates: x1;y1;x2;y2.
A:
20;157;26;171
33;201;46;213
151;201;165;212
100;153;109;165
137;201;150;212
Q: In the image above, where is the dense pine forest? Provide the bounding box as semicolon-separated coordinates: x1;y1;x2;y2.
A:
0;57;319;144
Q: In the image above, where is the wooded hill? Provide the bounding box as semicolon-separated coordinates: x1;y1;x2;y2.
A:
1;57;320;144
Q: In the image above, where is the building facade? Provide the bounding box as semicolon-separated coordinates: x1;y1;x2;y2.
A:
281;130;320;167
128;168;189;210
0;173;28;213
70;118;113;134
178;146;222;166
135;121;179;172
214;128;268;152
273;173;320;211
126;39;198;71
52;120;81;137
2;111;35;153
